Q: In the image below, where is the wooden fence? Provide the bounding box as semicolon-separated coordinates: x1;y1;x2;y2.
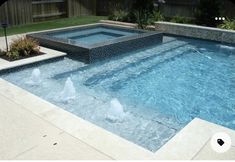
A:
95;0;198;18
158;0;199;19
96;0;235;20
0;0;32;26
0;0;234;26
32;0;67;22
96;0;133;16
68;0;96;18
159;0;235;19
0;0;97;26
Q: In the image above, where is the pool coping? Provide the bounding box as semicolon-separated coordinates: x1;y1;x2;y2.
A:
26;23;150;49
155;21;235;44
99;20;235;45
0;23;235;160
0;47;66;72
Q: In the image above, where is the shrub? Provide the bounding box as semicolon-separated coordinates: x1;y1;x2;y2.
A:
152;10;165;21
6;50;20;60
108;9;129;22
218;19;235;30
4;36;40;60
170;16;193;24
194;0;221;27
134;10;153;29
131;0;155;28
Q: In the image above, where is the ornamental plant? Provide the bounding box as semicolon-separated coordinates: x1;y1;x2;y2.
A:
218;19;235;30
5;36;40;60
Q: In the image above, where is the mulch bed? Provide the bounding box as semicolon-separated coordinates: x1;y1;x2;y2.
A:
0;52;45;62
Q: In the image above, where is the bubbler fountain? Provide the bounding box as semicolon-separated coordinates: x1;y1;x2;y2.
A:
106;98;125;122
27;68;41;86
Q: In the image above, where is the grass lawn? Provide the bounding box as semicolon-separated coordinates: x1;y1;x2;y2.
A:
0;16;107;37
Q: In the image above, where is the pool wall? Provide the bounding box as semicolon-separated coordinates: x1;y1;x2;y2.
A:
155;22;235;44
27;24;163;63
88;32;163;63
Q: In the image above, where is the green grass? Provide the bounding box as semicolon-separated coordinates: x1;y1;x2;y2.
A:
0;16;107;36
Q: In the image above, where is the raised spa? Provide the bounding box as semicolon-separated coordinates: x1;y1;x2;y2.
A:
27;24;163;63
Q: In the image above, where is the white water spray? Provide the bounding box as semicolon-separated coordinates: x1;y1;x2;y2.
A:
27;68;41;86
106;98;125;122
59;77;76;103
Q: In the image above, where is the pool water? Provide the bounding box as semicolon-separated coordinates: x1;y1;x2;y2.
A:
49;27;141;46
1;36;235;152
69;32;124;45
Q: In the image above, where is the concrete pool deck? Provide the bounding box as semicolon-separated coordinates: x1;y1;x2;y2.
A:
0;28;235;160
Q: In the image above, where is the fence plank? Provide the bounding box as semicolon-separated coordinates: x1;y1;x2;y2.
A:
68;0;96;17
0;0;96;26
32;0;67;22
0;0;32;26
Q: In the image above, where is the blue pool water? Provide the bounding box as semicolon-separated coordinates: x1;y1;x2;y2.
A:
1;36;235;152
49;27;141;46
69;32;124;45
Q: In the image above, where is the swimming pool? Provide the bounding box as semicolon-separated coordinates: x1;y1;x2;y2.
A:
1;35;235;152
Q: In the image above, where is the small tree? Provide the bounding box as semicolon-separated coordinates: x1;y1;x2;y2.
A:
195;0;221;27
131;0;154;29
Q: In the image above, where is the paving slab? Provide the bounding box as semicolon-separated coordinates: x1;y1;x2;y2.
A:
0;95;62;159
14;132;112;160
0;93;111;160
193;141;235;160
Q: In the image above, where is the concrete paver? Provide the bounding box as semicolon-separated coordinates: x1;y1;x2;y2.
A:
0;95;111;160
15;132;112;160
193;141;235;160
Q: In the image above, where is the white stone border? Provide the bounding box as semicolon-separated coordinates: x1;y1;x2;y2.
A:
99;20;235;44
28;22;135;35
0;47;66;71
155;118;235;160
99;20;137;28
155;21;235;44
99;20;156;30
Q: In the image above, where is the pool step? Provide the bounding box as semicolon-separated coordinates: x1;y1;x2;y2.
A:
108;47;192;91
52;39;183;80
84;43;192;87
82;41;189;83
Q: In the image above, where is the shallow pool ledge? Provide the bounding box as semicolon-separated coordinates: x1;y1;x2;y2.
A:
155;21;235;44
